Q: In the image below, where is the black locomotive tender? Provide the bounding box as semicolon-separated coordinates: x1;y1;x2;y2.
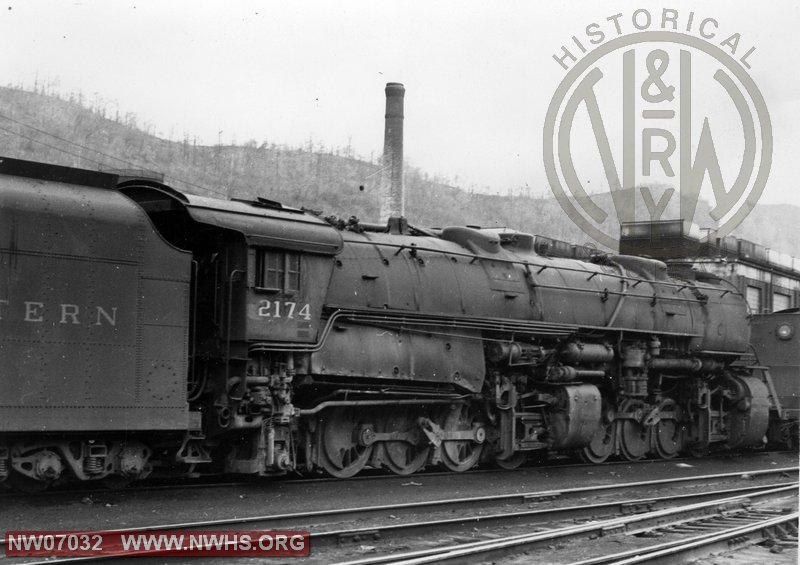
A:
0;156;789;487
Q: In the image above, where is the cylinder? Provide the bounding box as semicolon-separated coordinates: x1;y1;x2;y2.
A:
379;82;405;222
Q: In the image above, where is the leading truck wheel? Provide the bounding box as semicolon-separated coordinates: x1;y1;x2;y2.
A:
318;408;374;478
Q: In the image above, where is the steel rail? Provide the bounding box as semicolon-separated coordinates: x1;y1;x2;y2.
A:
305;481;795;550
569;511;799;565
341;484;797;565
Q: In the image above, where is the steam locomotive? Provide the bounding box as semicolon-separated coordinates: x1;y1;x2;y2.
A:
0;156;785;488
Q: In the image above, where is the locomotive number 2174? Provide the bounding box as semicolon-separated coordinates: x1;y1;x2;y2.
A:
256;300;312;320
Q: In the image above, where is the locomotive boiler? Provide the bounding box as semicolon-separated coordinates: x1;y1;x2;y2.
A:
0;156;777;487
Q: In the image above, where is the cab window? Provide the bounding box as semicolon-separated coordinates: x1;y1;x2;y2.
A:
255;249;300;293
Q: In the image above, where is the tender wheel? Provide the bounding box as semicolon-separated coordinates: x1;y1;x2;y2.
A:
379;411;431;476
653;401;684;459
440;404;485;472
318;408;374;478
581;421;615;463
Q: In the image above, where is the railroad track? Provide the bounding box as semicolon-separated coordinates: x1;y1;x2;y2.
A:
345;486;797;565
3;467;796;564
572;511;798;565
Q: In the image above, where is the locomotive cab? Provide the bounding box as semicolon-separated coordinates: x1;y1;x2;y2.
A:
120;182;344;474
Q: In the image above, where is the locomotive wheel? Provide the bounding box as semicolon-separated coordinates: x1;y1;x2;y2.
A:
619;400;650;461
581;421;615;463
440;404;485;472
318;408;374;478
494;452;526;470
379;412;430;475
653;401;684;459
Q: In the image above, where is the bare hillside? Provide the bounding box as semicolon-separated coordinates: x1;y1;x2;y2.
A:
0;85;796;256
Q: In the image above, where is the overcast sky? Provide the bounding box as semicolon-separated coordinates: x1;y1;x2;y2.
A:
2;0;799;209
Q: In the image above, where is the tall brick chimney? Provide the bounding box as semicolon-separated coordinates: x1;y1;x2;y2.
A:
379;82;405;222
